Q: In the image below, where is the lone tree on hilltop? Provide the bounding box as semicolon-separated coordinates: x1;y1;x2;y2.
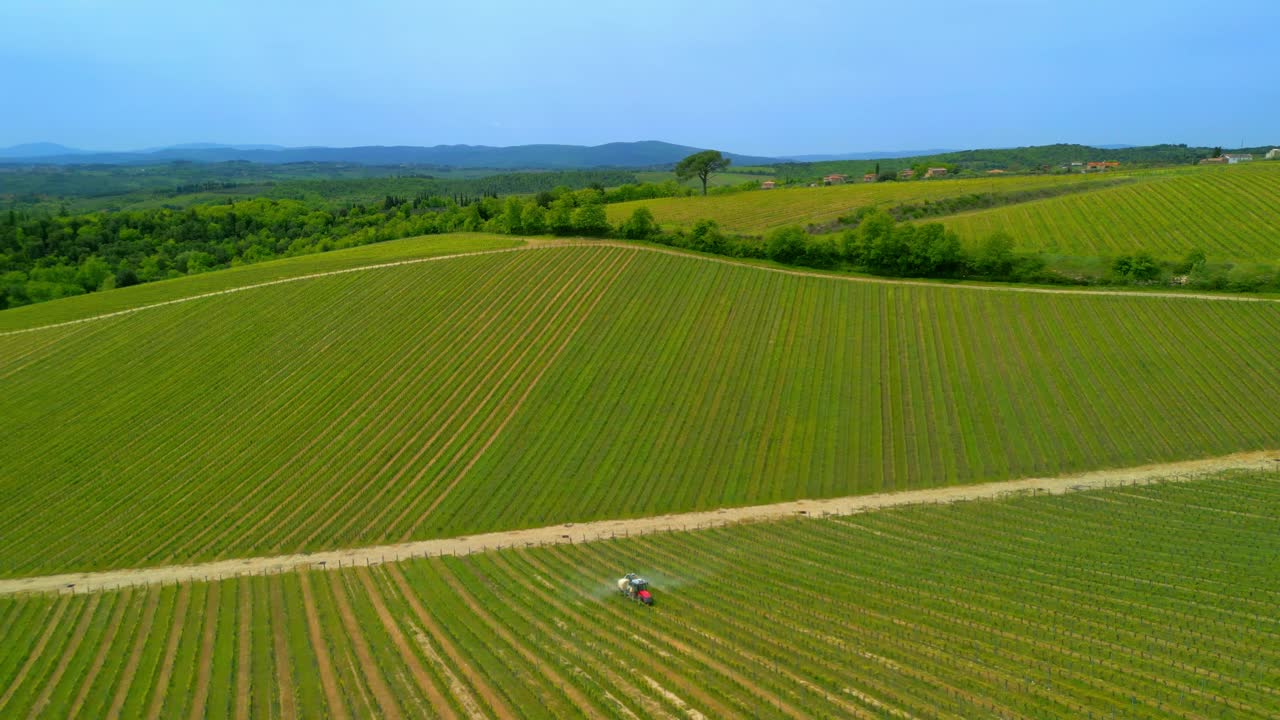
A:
675;150;731;195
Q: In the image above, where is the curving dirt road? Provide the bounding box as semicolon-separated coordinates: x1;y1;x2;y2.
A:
2;449;1275;596
5;239;1278;338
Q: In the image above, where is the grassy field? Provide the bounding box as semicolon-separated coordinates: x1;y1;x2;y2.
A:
3;244;1279;576
939;162;1280;261
1;472;1276;718
0;233;523;333
605;171;1136;233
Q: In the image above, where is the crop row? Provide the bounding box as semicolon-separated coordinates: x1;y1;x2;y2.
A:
4;246;1280;576
0;245;639;576
2;471;1276;718
604;171;1120;233
941;163;1280;261
427;250;1280;537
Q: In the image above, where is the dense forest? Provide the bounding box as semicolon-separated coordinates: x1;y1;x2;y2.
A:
0;163;640;213
0;187;638;308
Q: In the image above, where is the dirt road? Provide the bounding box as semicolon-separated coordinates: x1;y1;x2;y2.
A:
2;449;1274;596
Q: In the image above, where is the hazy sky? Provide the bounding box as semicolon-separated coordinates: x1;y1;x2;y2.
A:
2;0;1277;155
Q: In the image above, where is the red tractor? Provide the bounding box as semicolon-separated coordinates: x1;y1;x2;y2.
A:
617;573;654;606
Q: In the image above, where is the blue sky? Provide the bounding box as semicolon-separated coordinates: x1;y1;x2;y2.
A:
1;0;1276;155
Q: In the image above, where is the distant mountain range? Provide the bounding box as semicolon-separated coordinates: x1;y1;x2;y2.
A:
0;142;91;158
0;141;779;169
2;140;1252;171
778;149;958;162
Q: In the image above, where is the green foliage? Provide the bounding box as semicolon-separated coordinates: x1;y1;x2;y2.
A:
1;182;642;308
674;150;731;196
571;204;611;237
765;226;808;264
1112;252;1161;282
972;231;1016;277
0;197;496;309
497;197;526;234
603;180;693;203
0;233;520;332
618;207;657;240
547;201;575;235
0;163;639;214
521;204;547;235
835;211;964;277
1176;248;1207;275
682;219;723;254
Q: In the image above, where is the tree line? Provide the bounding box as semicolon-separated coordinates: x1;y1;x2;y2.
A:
5;186;1275;310
0;186;646;308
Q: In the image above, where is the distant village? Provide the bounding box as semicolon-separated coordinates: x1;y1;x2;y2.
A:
1199;149;1280;164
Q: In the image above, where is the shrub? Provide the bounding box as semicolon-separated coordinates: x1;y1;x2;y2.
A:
572;204;611;237
619;207;657;240
765;226;809;265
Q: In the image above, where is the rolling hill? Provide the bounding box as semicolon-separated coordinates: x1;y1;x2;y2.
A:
605;171;1133;233
3;235;1278;577
939;162;1280;262
607;162;1280;265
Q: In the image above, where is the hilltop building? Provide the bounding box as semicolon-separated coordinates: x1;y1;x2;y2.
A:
823;174;847;185
924;167;948;178
1223;154;1253;164
1086;161;1120;171
1267;148;1280;160
987;169;1007;174
898;169;915;180
761;180;776;189
863;173;877;183
1199;156;1228;165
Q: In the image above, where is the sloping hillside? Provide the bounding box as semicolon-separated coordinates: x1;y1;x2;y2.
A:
940;163;1280;261
605;172;1127;233
2;241;1278;576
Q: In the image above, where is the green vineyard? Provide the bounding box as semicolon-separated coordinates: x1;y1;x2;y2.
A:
941;162;1280;261
604;171;1121;233
1;472;1276;719
3;241;1279;576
